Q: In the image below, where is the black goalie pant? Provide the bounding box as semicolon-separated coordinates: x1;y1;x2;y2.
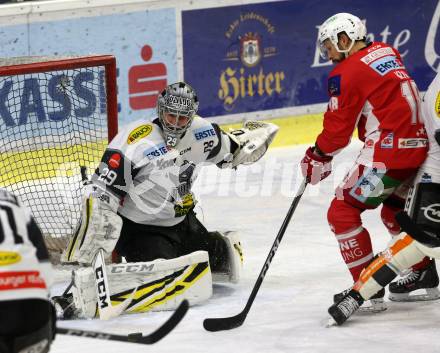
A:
115;210;229;272
0;299;55;353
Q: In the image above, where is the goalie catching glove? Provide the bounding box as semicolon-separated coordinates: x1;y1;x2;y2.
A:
62;184;123;265
224;121;279;168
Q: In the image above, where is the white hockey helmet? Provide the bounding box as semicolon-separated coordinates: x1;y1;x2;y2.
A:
157;82;199;147
318;13;367;59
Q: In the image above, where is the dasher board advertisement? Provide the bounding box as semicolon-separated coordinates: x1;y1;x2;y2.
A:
182;0;440;118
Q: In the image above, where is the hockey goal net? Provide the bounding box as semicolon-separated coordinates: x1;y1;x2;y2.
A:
0;55;118;262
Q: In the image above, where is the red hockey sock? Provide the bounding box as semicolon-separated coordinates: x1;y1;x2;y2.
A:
335;227;373;282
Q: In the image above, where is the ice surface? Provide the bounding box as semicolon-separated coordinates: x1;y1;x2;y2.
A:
52;142;440;353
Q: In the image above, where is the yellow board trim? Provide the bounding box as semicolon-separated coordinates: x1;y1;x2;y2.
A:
220;114;324;148
0;140;107;186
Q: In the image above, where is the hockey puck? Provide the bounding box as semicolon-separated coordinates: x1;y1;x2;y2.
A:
127;332;143;341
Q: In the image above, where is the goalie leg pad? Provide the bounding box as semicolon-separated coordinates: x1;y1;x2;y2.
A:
68;251;212;319
211;231;243;284
62;184;122;265
355;233;427;300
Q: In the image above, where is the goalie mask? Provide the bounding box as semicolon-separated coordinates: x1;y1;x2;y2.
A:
157;82;199;147
318;13;366;60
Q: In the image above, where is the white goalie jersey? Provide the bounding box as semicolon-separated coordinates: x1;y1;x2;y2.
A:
421;71;440;166
93;116;236;227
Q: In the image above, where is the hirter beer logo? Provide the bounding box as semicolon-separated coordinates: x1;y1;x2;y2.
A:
219;12;285;110
240;32;262;67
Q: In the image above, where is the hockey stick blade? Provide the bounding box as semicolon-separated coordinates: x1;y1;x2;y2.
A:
99;286;137;320
203;179;308;332
57;299;189;344
203;312;245;332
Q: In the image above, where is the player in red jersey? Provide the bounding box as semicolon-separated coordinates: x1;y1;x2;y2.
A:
328;71;440;325
301;13;429;310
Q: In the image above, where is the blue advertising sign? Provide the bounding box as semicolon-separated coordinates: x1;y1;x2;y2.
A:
182;0;440;118
0;8;177;127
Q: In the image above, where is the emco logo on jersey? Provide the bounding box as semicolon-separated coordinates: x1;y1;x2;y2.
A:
0;251;21;266
127;124;153;144
360;47;395;65
421;204;440;223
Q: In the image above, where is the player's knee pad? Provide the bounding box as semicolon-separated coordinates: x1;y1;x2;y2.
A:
210;231;243;284
327;198;363;234
65;251;212;319
397;182;440;253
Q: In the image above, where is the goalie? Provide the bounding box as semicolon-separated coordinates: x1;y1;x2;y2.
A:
55;82;278;319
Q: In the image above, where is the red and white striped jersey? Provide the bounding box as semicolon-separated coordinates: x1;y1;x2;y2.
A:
316;42;428;169
0;189;53;301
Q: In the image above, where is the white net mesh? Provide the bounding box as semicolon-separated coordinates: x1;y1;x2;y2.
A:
0;56;115;261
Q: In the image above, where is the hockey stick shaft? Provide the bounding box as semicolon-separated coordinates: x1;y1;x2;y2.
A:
203;179;308;331
57;299;189;344
93;249;133;320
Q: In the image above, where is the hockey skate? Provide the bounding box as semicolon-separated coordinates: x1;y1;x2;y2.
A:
389;259;440;302
334;287;386;313
52;293;79;320
328;289;364;326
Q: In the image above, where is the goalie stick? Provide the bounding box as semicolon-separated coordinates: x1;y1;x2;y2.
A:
203;179;308;332
57;299;189;344
93;249;136;320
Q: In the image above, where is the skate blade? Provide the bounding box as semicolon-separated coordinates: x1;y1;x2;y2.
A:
359;299;387;313
324;317;338;328
389;288;440;302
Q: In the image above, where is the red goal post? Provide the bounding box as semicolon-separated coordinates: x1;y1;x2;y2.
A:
0;54;118;260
